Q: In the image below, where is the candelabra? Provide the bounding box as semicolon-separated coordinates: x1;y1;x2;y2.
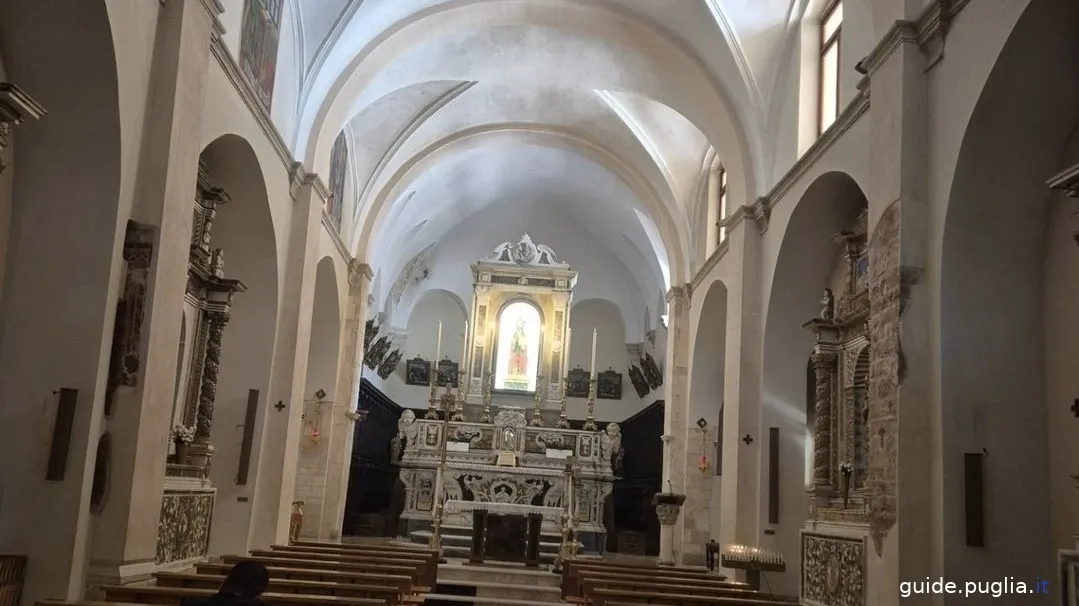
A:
582;378;598;431
428;388;455;557
479;372;493;423
551;459;575;573
424;365;440;419
451;369;467;421
557;376;570;428
530;374;545;427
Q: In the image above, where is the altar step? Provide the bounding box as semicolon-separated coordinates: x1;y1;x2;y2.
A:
424;560;564;605
408;526;564;564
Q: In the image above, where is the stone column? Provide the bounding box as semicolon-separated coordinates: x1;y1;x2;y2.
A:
656;501;685;565
320;260;373;539
811;351;836;489
191;309;229;462
660;285;691;561
860;20;933;606
248;168;324;549
87;0;223;588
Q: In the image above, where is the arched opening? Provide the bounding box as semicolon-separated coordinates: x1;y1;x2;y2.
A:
195;134;279;556
759;171;868;594
685;280;727;563
294;257;342;539
941;0;1079;584
569;299;634;419
0;0;121;601
494;300;543;393
374;289;468;403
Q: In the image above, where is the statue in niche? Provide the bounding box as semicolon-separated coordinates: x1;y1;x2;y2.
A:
510;318;528;377
502;426;516;450
820;288;835;321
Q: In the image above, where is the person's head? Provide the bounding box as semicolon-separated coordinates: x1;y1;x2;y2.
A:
221;560;269;599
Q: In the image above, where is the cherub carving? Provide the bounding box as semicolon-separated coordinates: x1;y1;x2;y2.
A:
820;288;835;321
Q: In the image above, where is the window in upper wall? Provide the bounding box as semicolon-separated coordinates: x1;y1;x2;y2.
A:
818;0;843;135
327;131;348;229
239;0;283;109
717;165;728;243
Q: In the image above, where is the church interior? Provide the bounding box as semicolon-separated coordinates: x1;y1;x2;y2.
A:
0;0;1075;605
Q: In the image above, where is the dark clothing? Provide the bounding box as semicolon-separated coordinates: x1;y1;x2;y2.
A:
182;592;271;606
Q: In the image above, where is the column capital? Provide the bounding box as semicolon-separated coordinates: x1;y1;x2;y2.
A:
666;283;693;305
348;260;374;289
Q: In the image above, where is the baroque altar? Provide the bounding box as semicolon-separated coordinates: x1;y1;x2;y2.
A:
395;406;621;553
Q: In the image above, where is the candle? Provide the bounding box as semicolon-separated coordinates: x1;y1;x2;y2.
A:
589;328;598;379
435;320;442;362
563;327;572;378
461;321;469;369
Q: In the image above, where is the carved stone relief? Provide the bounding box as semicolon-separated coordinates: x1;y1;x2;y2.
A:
156;491;214;564
802;533;865;606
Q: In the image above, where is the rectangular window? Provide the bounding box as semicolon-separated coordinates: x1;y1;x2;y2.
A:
718;166;728;242
818;0;843;135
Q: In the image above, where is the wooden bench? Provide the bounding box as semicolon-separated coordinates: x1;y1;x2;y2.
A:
579;577;792;604
583;588;792;606
152;572;417;605
248;548;435;588
290;540;429;554
271;545;437;579
221;555;428;592
194;562;415;596
101;584;384;606
567;570;751;600
563;560;743;597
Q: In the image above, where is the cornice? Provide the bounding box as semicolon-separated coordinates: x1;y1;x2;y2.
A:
321;207;350;262
861;0;972;76
289;162;331;203
199;0;226;39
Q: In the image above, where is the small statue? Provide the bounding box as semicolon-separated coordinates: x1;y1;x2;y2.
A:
820;288;835;321
602;423;623;472
390;434;403;464
289;500;304;542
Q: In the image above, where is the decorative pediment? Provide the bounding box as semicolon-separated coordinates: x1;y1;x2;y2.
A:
485;234;567;267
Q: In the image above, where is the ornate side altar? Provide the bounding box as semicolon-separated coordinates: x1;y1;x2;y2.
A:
395;407;620;553
800;210;871;606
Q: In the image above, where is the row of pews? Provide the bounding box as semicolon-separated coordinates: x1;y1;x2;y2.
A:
561;559;798;606
41;540;436;606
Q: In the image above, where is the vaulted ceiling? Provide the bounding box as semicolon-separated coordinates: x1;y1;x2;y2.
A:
273;0;810;328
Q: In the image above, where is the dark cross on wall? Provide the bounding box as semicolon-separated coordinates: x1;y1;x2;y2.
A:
1071;399;1079;418
274;401;285;412
742;434;753;445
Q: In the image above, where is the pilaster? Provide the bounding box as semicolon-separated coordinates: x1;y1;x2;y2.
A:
717;205;765;574
87;0;221;586
320;260;373;539
660;284;691;561
248;170;324;549
860;22;933;606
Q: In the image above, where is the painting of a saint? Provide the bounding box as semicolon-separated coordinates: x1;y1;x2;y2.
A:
494;301;542;392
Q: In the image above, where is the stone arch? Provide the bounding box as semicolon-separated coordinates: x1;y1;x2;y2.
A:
196;134;280;556
688;279;727;448
940;0;1078;585
375;289;469;400
0;0;122;600
568;298;632;418
759;170;868;593
294;256;342;539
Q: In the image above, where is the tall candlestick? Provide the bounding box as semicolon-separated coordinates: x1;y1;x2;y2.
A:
562;327;572;378
435;320;442;362
589;328;598;379
460;321;469;368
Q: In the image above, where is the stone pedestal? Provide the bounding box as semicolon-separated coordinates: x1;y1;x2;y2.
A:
653;493;686;566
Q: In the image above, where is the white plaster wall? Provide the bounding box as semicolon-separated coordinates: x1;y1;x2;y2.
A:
392;203;648;342
270;0;301;150
568;299;650;421
218;0;243;60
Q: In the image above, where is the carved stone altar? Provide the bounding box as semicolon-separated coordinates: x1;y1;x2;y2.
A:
396;407;617;553
801;210;870;605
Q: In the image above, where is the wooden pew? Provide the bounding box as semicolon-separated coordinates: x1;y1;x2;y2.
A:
247;548;435;589
270;544;437;580
101;584;384;606
579;577;793;604
152;572;414;605
567;570;751;601
584;588;791;606
221;555;428;592
562;560;745;598
290;540;429;554
194;562;415;596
